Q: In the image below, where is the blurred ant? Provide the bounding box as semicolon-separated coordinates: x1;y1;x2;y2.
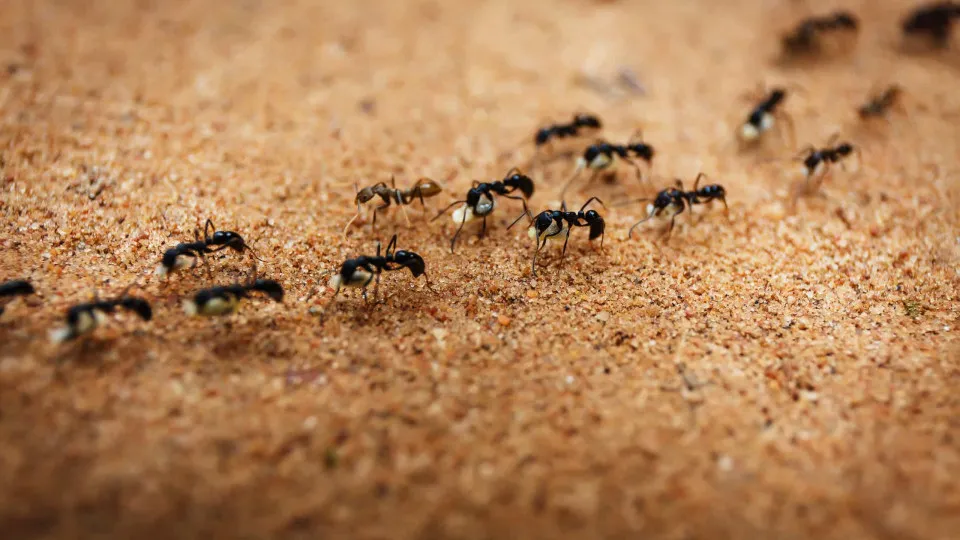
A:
902;2;960;48
0;279;35;317
343;176;444;235
432;168;535;253
781;11;859;58
793;136;859;201
560;131;655;198
859;85;905;120
50;287;152;343
156;219;261;278
324;234;429;315
509;198;606;276
184;270;284;317
535;113;603;148
738;87;794;147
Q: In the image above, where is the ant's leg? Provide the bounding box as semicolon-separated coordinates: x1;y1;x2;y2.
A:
501;193;532;219
560;228;572;266
204;219;215;242
627;158;650;190
661;215;677;242
628;213;654;239
372;203;390;229
479;215;487;239
559;164;584;200
531;236;539;277
450;205;468;254
372;272;382;303
779;111;797;150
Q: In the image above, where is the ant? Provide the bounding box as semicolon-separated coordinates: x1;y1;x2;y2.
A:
902;2;960;48
859;85;905;119
49;288;152;343
0;279;35;317
432;168;535;253
628;173;728;241
509;198;606;277
793;136;859;200
738;87;794;147
324;234;428;313
183;272;284;317
559;131;656;199
343;176;444;235
781;11;859;58
156;219;261;278
535;113;603;148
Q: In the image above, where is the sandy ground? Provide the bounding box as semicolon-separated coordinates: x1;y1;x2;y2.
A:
1;0;960;538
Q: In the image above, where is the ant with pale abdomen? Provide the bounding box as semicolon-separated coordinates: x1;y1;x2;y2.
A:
781;11;859;59
738;87;794;147
433;168;535;253
509;198;606;277
50;288;152;343
559;131;655;199
156;219;262;278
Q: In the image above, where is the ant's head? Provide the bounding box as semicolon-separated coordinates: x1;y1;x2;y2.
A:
574;114;602;129
700;184;726;198
119;297;153;321
355;186;378;205
836;142;854;156
393;250;426;278
535;127;553;146
415;179;443;198
653;189;676;209
211;230;245;251
251;279;284;302
630;143;655;162
504;170;535;198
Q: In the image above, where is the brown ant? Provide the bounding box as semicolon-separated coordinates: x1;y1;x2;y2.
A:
560;131;655;199
343;176;444;235
432;168;534;253
781;11;859;58
509;197;606;276
859;85;905;119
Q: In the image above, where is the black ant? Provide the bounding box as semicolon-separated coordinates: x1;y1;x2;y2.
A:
781;11;859;58
343;176;444;235
183;273;284;317
792;136;859;200
560;131;655;198
324;234;428;313
738;87;794;146
0;279;35;317
628;173;728;241
509;198;606;276
156;219;261;278
902;2;960;48
859;85;905;119
49;288;152;343
535;113;603;147
432;168;535;253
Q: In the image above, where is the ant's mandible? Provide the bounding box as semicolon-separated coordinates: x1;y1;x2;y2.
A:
156;219;261;278
324;234;429;315
560;131;655;199
509;197;606;277
432;168;535;253
0;279;35;317
343;176;444;235
49;288;152;343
